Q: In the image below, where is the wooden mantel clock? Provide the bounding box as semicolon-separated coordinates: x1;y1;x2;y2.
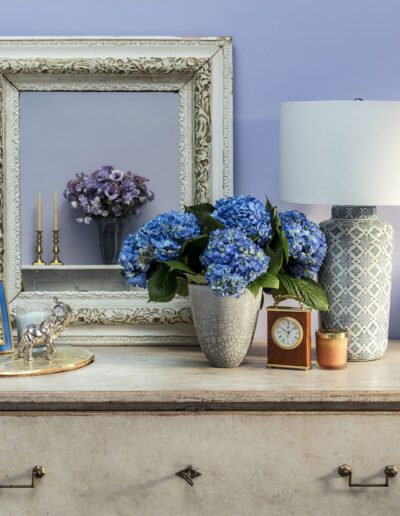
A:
266;302;311;371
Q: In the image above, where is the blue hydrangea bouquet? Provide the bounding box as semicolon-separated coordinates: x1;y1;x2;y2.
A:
119;195;329;311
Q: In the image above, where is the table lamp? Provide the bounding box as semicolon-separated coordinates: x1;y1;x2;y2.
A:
280;100;400;361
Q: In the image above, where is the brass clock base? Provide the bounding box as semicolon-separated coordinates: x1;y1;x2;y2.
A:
267;363;311;371
0;345;94;377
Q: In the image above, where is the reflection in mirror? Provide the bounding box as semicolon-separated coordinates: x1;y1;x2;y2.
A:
20;92;180;291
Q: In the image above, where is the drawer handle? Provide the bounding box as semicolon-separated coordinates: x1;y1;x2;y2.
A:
0;465;46;489
176;465;201;486
338;464;398;487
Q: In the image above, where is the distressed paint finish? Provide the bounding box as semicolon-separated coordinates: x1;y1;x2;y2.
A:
0;413;399;515
2;341;400;513
1;343;400;514
0;57;203;75
73;306;193;326
0;342;400;410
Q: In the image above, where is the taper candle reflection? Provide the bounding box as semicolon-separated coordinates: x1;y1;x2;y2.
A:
33;192;45;265
54;191;58;231
49;230;63;266
50;191;63;265
32;230;45;266
37;192;42;231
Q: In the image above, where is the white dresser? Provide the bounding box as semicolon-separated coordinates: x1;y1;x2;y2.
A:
1;343;400;516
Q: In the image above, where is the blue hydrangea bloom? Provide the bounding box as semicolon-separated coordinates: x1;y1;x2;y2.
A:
200;228;270;297
119;211;201;287
212;195;273;245
280;210;327;278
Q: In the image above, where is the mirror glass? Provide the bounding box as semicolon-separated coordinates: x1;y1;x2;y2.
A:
19;91;180;291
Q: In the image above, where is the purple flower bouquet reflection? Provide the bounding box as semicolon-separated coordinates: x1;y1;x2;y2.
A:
64;165;154;264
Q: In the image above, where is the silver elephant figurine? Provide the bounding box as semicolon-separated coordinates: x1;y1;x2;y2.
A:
18;299;74;362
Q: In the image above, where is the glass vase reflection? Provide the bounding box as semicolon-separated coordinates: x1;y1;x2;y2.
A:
95;217;126;265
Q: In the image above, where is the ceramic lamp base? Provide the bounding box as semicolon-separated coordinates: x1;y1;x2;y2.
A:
319;206;393;361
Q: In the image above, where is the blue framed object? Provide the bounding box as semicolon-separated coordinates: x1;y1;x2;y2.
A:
0;280;13;353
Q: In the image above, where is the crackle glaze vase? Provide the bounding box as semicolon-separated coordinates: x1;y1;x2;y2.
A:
319;206;393;361
189;284;261;368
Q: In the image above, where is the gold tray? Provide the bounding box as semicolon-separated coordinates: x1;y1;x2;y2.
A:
0;345;94;377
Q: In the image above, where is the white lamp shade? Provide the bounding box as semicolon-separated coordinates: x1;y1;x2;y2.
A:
280;101;400;205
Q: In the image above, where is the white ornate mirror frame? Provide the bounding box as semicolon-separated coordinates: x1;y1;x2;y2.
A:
0;37;233;344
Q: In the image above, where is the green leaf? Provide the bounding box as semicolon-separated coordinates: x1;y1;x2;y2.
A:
260;272;280;289
277;274;329;311
264;198;286;253
180;235;210;275
183;273;207;285
198;213;225;233
180;235;209;255
185;206;224;233
165;260;195;274
165;260;207;287
248;272;280;297
279;231;289;263
146;263;158;279
266;247;283;275
265;197;278;221
176;277;189;297
147;264;178;302
268;234;281;253
265;197;274;214
185;203;215;215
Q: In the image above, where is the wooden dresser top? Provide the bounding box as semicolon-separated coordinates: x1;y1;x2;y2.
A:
0;342;399;411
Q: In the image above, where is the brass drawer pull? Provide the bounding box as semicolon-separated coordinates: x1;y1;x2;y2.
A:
176;465;201;486
0;465;46;488
338;464;398;487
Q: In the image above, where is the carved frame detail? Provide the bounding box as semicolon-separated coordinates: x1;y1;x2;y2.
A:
0;37;233;344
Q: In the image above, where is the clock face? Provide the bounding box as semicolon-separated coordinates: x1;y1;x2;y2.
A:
54;305;65;318
271;317;303;350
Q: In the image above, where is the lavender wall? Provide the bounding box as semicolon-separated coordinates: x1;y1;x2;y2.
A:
2;0;400;336
20;92;179;264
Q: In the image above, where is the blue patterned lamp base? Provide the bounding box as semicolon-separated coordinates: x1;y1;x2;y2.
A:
319;206;393;361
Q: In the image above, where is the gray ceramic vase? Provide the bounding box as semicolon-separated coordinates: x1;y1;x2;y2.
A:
189;284;261;368
319;206;393;361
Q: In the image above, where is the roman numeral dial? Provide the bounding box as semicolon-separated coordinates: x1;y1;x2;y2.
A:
271;317;303;349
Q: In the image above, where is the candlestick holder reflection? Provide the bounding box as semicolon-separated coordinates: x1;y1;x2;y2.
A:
32;230;46;266
49;230;63;266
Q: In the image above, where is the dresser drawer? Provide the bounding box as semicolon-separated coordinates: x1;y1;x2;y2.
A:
0;413;399;516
